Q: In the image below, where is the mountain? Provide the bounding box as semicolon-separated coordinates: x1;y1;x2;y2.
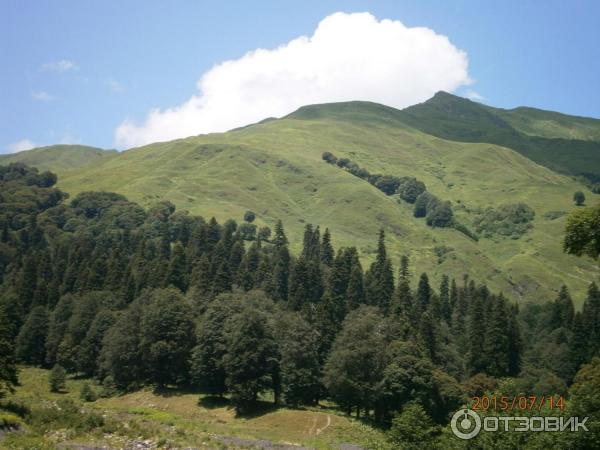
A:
6;93;600;304
0;144;117;172
401;91;600;176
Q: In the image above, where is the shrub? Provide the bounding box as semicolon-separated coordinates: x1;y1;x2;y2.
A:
80;382;97;402
374;175;403;195
243;211;256;223
49;364;66;393
426;201;454;228
454;222;479;241
414;191;440;219
322;152;337;164
574;191;586;206
397;177;426;203
388;403;438;448
473;203;535;239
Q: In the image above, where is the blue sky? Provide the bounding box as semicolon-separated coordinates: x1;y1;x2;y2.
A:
1;0;599;153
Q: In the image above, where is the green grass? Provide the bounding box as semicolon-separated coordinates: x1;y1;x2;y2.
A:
6;98;600;305
401;91;600;176
0;144;117;172
1;367;392;449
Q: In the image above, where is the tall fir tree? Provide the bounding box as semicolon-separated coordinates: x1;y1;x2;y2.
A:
320;228;334;266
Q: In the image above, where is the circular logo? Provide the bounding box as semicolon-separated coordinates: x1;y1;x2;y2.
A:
451;409;481;440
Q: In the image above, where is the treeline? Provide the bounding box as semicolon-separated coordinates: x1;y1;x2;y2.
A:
322;152;477;240
1;163;599;429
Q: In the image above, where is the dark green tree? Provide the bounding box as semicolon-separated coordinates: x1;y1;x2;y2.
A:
166;242;187;291
49;364;67;392
15;306;49;366
320;228;334;266
140;288;195;387
0;302;18;398
223;304;278;413
276;313;320;407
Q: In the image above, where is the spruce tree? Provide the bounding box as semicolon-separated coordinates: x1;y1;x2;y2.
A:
15;306;49;366
320;228;334;266
482;297;509;377
271;246;290;301
583;282;600;359
0;302;18;398
418;311;438;363
288;258;310;311
238;242;260;291
365;229;394;312
550;285;575;329
394;256;413;319
190;254;212;296
569;312;589;380
507;303;522;376
439;275;451;323
166;242;187;291
346;258;365;311
415;273;431;318
273;220;288;249
467;294;486;375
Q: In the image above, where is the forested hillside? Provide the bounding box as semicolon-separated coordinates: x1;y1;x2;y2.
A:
1;163;600;448
6;95;598;305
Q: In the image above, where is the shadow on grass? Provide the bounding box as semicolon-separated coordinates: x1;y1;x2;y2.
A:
198;395;230;409
151;385;200;397
234;400;279;419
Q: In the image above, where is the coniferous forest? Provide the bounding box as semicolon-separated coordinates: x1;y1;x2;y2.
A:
1;162;600;449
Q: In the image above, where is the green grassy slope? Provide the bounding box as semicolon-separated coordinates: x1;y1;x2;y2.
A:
401;91;600;175
494;106;600;141
49;103;599;305
5;367;390;449
0;144;117;172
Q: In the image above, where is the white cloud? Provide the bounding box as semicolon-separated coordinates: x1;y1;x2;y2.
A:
31;91;56;101
41;59;78;72
464;89;485;101
7;139;36;153
115;11;472;149
106;78;125;92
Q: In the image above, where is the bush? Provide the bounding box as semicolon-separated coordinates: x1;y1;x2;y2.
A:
388;403;438;449
397;177;426;203
243;211;256;223
322;152;337;164
473;203;535;239
336;157;351;168
80;382;97;402
374;175;403;195
49;365;66;393
454;222;479;241
574;191;586;206
426;201;454;228
413;192;437;218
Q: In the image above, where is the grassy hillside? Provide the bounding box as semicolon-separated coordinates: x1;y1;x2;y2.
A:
0;144;117;172
401;91;600;176
43;101;599;306
494;106;600;141
2;367;390;449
